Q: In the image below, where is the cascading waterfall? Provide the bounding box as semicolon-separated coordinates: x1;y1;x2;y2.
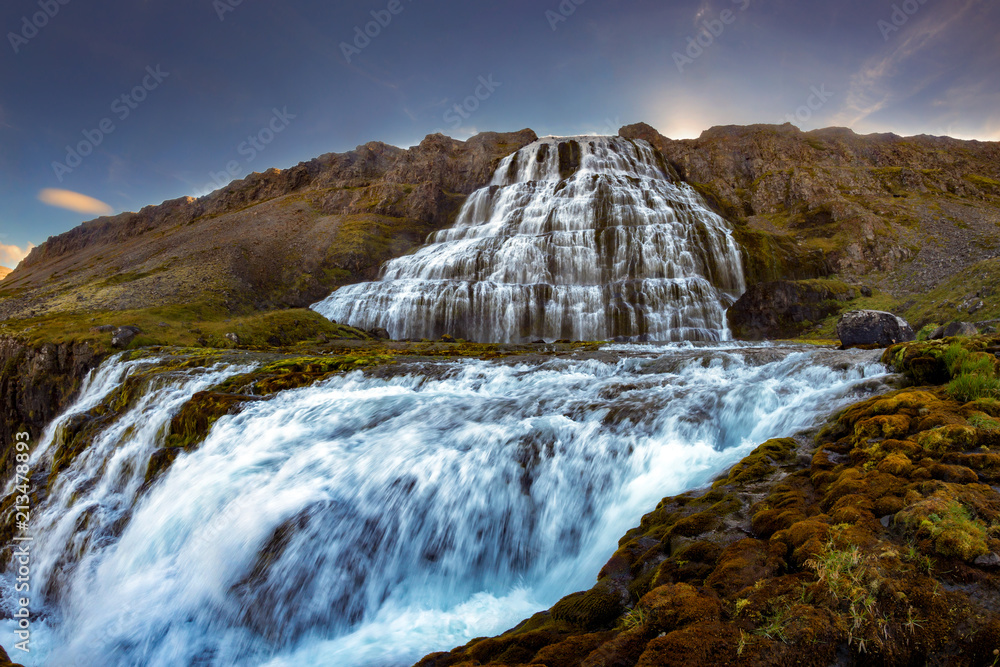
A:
2;344;893;667
312;137;746;343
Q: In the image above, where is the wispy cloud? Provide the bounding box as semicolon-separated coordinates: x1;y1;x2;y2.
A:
38;189;114;216
0;242;35;269
836;0;983;128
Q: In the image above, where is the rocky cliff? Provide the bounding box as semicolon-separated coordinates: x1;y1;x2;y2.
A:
0;336;101;482
0;130;537;320
620;122;1000;294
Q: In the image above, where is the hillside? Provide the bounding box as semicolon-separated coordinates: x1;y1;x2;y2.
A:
0;130;537;321
0;267;9;281
620;123;1000;293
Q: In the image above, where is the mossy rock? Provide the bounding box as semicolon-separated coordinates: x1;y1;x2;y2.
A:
895;495;990;562
717;438;797;486
550;583;625;630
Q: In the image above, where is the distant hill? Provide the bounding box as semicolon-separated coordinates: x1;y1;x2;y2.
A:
0;267;10;281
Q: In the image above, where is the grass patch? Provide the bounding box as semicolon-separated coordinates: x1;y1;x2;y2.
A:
942;342;1000;402
968;413;1000;431
0;304;368;351
897;497;990;562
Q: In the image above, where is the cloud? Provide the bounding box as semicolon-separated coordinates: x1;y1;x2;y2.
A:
0;242;35;269
38;189;114;216
836;0;983;128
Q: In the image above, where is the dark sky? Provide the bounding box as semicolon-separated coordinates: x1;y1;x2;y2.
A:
1;0;998;268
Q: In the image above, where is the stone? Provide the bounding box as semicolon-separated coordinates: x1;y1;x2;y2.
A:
440;334;456;343
943;321;979;338
836;310;915;348
89;325;115;334
974;553;1000;568
111;326;142;348
225;333;240;344
368;327;390;340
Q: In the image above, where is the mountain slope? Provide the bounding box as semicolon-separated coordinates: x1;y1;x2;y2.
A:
620;122;1000;293
0;130;537;320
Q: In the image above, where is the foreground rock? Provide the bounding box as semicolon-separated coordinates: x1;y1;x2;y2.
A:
727;279;858;340
418;335;1000;666
837;309;915;348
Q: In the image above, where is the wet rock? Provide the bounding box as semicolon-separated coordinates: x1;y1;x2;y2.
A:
111;326;142;348
367;327;390;340
837;310;915;348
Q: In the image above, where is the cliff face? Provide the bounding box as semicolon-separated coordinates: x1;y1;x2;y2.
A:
0;130;537;319
0;336;101;482
620;123;1000;293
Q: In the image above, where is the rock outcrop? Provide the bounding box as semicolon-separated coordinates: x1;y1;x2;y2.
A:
728;279;859;340
620;122;1000;294
837;310;916;348
0;336;102;481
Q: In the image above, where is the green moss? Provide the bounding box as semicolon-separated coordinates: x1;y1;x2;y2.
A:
717;438;797;486
551;583;625;630
897;496;990;562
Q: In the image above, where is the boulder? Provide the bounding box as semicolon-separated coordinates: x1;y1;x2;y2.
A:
225;333;240;344
836;310;915;348
368;327;390;340
111;326;142;348
943;321;979;338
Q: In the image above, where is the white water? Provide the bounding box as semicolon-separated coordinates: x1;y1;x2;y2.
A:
312;137;746;343
2;345;892;667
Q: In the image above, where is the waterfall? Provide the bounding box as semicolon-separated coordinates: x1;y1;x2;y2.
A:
312;137;746;343
1;344;892;667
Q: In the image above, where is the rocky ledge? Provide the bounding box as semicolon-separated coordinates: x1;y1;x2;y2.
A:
417;335;1000;666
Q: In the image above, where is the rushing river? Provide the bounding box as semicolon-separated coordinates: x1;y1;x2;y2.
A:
1;343;892;666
